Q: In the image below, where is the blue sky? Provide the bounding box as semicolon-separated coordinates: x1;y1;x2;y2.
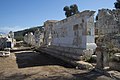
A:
0;0;115;33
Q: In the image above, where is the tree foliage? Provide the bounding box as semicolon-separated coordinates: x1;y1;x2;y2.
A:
70;4;79;15
63;4;79;17
63;6;72;17
115;0;120;9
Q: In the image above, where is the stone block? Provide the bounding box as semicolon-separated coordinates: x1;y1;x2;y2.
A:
75;61;94;70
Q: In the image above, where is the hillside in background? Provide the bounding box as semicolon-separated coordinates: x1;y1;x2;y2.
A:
14;26;44;41
0;32;6;35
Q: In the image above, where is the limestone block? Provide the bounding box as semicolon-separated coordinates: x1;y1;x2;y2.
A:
75;61;94;70
114;53;120;61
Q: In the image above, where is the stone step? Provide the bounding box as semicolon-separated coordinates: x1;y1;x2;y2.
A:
43;47;82;61
37;47;94;70
48;46;83;56
39;48;75;64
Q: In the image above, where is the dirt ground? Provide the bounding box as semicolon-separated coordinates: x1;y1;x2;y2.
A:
0;50;115;80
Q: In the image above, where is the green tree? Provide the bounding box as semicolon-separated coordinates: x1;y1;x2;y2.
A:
63;4;79;17
115;0;120;9
63;6;72;17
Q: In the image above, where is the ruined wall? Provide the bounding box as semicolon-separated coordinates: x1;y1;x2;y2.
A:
43;10;97;59
0;37;7;50
34;29;44;47
24;31;44;47
52;10;96;49
0;35;15;49
95;9;120;48
96;9;120;35
44;20;58;46
28;32;35;46
24;34;28;43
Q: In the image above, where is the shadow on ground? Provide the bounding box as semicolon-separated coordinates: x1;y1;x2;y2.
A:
0;72;39;80
1;70;113;80
0;72;74;80
15;51;74;68
72;70;113;80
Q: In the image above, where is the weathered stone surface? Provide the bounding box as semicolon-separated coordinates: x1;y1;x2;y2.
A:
95;9;120;48
96;9;120;35
113;53;120;61
96;50;104;69
44;20;58;45
43;10;97;61
109;61;120;71
51;10;96;50
75;61;94;70
24;30;44;47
